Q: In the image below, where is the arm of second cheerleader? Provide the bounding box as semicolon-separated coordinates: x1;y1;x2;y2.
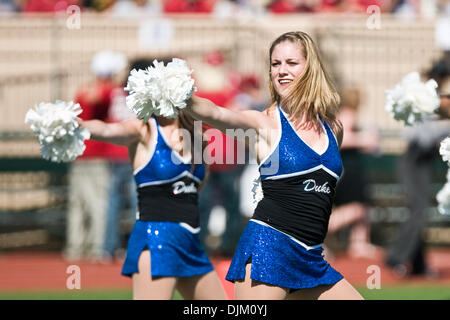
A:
186;95;275;133
79;118;145;146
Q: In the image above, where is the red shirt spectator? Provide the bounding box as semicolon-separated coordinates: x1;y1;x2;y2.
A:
356;0;382;8
267;0;298;13
320;0;344;12
75;80;118;159
104;87;136;162
346;0;382;12
163;0;214;13
24;0;81;12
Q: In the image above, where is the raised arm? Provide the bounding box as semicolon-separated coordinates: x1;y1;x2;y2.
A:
79;118;146;146
186;95;275;133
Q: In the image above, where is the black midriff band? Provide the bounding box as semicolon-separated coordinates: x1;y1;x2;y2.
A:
137;183;199;228
252;172;336;246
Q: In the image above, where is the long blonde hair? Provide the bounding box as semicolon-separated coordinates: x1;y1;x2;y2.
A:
269;31;341;133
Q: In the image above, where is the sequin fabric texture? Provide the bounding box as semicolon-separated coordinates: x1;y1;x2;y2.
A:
225;220;343;289
122;221;213;278
134;117;205;188
227;106;344;289
260;106;342;180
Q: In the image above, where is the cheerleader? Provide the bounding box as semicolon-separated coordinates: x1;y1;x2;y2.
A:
79;110;227;300
185;31;364;299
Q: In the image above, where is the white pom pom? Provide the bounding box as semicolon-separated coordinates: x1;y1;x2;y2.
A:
25;101;90;162
251;177;263;204
436;176;450;216
385;72;440;126
440;136;450;165
125;58;196;122
436;138;450;215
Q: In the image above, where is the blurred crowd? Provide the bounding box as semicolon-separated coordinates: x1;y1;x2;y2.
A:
1;0;450;17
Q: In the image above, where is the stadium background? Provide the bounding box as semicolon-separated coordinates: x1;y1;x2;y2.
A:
0;0;449;299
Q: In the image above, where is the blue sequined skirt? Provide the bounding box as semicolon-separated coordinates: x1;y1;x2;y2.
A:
225;220;343;290
121;221;214;278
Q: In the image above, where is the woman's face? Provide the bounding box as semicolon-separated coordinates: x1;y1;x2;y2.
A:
270;40;306;99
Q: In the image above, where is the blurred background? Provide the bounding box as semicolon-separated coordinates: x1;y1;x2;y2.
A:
0;0;450;300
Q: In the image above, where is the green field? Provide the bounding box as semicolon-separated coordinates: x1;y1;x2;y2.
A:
358;285;450;300
0;285;449;300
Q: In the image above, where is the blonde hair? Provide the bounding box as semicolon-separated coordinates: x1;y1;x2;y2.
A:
269;31;341;133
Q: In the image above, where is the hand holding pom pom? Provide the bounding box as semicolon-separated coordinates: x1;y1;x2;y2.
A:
25;101;90;162
125;58;196;122
385;72;440;126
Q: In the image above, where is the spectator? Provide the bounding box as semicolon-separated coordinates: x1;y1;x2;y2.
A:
231;74;267;112
319;0;346;12
163;0;215;13
391;0;420;17
110;0;162;16
0;0;21;12
23;0;81;12
64;50;126;262
267;0;299;13
236;0;269;15
330;0;390;13
267;0;324;14
297;0;321;12
83;0;116;12
212;0;238;18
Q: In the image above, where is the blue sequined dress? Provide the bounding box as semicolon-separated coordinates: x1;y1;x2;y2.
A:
121;117;213;278
226;106;344;290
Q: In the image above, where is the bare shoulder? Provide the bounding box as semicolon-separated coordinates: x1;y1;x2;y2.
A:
122;118;146;132
263;105;279;119
121;118;151;144
239;105;278;130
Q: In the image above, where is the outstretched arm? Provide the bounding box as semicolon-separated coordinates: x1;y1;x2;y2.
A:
186;95;275;133
79;118;145;146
